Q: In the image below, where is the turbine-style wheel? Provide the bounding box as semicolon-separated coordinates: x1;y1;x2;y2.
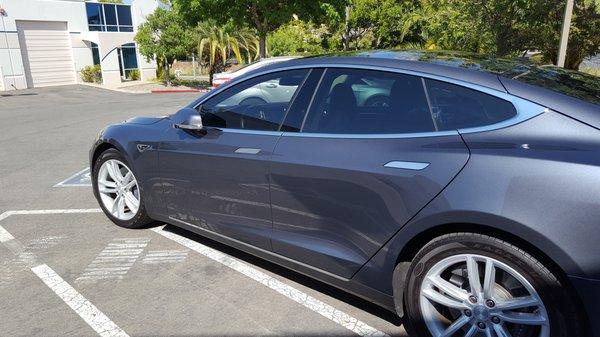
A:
92;148;153;228
402;233;586;337
98;159;139;221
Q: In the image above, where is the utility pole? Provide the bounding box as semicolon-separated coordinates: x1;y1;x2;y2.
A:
557;0;574;68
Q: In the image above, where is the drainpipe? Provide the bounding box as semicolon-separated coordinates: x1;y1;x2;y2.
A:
0;1;17;90
557;0;574;68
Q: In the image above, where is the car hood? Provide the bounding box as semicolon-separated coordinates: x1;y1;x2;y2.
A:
124;116;166;125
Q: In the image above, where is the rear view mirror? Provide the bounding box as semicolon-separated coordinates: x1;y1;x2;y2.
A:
175;114;203;130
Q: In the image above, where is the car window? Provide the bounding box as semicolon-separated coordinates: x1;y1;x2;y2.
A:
200;69;309;131
425;79;517;130
302;68;436;134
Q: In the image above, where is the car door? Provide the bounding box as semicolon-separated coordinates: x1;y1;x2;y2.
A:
268;68;471;278
158;69;310;250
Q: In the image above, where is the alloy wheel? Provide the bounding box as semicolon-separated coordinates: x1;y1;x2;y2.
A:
97;159;140;221
420;254;550;337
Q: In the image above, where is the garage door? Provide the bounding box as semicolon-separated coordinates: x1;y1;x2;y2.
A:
17;21;77;88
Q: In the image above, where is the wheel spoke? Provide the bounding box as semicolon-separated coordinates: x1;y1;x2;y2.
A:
496;296;540;310
422;288;469;309
482;259;496;299
466;256;482;296
123;192;139;213
107;161;123;183
122;171;133;185
464;325;478;337
428;275;470;303
493;324;513;337
111;195;121;215
99;185;117;194
98;179;117;188
497;311;547;325
116;195;126;218
441;315;470;337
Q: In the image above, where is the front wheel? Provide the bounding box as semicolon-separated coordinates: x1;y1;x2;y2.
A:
92;148;153;229
402;233;586;337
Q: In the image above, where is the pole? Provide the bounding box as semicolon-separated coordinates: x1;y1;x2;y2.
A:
557;0;574;68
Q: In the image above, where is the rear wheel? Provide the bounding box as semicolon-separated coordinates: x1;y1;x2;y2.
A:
402;233;586;337
92;149;153;229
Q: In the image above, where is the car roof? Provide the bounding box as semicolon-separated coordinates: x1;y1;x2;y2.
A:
250;50;599;127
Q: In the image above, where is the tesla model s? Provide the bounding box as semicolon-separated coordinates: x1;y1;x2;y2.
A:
91;50;600;337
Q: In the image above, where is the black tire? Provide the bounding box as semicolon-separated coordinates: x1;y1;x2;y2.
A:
401;233;587;337
92;148;153;229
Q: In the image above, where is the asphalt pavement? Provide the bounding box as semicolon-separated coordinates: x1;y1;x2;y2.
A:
0;85;407;337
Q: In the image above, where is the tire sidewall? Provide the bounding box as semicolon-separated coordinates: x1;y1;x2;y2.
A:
403;234;580;337
92;149;149;229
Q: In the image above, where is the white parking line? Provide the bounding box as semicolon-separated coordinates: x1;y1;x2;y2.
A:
54;167;92;187
77;238;150;283
0;209;128;337
151;226;390;337
1;209;390;337
32;264;130;337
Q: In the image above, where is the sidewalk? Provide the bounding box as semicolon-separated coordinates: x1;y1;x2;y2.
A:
81;80;210;94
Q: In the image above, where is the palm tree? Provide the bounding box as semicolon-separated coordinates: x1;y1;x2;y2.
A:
235;28;261;64
195;22;242;83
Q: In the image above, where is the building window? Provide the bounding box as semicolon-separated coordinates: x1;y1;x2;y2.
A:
86;3;134;32
91;42;100;65
118;43;139;80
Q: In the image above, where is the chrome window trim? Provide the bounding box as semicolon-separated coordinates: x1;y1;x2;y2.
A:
282;130;458;139
220;129;283;136
193;63;546;138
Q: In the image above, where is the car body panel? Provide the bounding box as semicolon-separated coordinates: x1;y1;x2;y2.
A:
353;110;600;293
158;127;281;251
269;133;470;279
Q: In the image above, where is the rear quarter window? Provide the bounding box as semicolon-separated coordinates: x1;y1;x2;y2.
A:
425;79;517;131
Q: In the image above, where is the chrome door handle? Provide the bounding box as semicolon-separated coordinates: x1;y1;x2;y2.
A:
235;148;261;155
384;161;430;170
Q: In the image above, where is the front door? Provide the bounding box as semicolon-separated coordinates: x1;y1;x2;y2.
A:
269;68;471;278
159;69;310;250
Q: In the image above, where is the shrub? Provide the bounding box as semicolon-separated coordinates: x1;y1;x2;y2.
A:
128;69;140;81
81;65;102;83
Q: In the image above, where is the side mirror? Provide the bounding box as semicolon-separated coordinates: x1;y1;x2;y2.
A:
174;114;204;130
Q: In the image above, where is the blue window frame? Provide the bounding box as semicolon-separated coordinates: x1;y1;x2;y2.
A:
86;3;133;32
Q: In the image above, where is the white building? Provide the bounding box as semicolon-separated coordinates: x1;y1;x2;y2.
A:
0;0;158;91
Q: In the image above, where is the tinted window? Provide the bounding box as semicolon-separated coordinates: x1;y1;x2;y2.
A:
200;69;309;131
302;69;435;134
116;5;133;26
86;3;103;25
104;5;117;26
425;79;517;130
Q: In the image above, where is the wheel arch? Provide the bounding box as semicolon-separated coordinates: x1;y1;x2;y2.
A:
384;217;589;330
91;142;118;171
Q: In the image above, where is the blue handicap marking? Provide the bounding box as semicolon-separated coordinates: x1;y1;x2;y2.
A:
54;168;91;187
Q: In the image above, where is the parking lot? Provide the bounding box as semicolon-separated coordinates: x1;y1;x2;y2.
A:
0;85;405;337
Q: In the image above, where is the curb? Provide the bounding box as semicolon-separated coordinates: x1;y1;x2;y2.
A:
151;89;207;94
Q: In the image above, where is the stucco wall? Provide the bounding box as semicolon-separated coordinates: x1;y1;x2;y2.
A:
0;0;157;90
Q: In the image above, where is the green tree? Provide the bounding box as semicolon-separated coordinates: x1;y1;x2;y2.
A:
414;0;599;69
135;8;192;85
171;0;345;58
194;21;245;82
347;0;422;49
268;19;328;56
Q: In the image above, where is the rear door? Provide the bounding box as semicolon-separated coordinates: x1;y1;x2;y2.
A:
269;68;470;278
159;69;310;250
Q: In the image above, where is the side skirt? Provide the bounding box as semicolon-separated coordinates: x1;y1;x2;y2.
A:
158;215;396;312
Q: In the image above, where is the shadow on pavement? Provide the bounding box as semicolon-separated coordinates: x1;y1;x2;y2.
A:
155;223;404;328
